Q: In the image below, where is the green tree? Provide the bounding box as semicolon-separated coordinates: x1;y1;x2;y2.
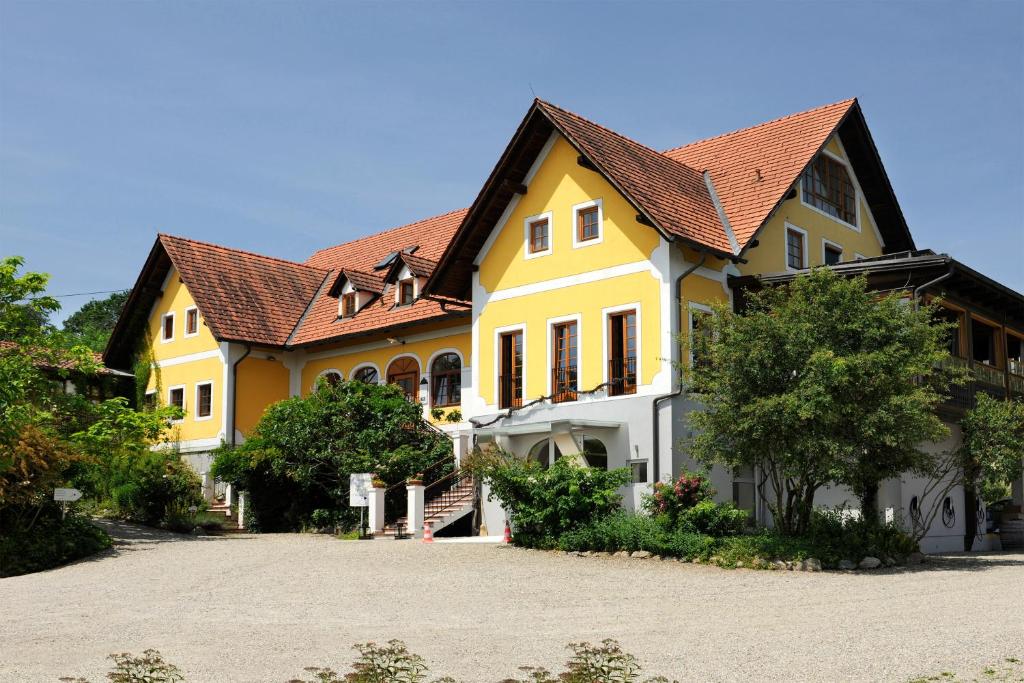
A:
212;379;453;532
0;256;58;345
688;268;957;535
62;290;130;352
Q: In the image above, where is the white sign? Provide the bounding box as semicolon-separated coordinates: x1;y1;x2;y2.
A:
54;488;83;502
349;473;373;507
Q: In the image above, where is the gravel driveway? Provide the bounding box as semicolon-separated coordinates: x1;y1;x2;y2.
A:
1;520;1021;682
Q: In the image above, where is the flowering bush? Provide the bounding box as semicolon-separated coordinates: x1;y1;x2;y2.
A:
644;470;713;526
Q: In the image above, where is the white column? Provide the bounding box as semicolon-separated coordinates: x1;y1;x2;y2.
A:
368;486;386;533
201;472;215;501
407;481;425;538
237;491;246;530
224;483;234;507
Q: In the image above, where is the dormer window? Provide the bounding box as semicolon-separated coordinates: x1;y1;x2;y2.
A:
801;154;856;226
399;279;415;306
341;293;357;317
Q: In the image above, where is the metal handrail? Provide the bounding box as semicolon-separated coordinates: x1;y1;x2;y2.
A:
607;356;637;396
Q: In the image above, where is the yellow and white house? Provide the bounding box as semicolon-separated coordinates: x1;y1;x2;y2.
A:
106;98;1024;550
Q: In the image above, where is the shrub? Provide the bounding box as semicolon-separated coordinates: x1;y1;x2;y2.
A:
643;471;712;527
558;512;716;560
804;508;918;565
0;506;112;577
677;499;749;537
108;451;204;529
469;450;630;548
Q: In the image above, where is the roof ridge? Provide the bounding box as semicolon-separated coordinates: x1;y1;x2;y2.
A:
307;207;469;262
158;233;325;272
663;98;857;155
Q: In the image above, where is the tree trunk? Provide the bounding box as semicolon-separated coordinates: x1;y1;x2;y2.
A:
963;482;978;552
860;481;880;526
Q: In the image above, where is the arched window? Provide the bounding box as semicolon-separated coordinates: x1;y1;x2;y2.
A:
582;437;608;470
317;370;342;389
430;353;462;407
527;438;563;469
352;366;379;384
387;357;419;400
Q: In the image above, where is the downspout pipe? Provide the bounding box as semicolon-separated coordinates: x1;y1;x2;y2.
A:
913;264;955;307
651;253;707;485
230;344;252;447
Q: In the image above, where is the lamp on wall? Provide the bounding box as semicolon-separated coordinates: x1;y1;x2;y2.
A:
387;337;406;345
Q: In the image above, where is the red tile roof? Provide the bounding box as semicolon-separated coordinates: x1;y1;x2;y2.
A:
663;98;856;248
159;234;328;347
338;269;386;294
536;100;733;253
0;340;130;376
288;209;469;346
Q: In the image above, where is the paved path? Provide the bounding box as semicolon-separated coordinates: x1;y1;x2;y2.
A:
1;520;1022;682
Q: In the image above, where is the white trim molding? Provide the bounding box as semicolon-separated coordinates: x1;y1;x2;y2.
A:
194;380;214;421
167;384;186;422
488;260;653;303
153;348;223;369
349;362;382;384
425;347;465;409
313;368;344;391
703;171;740;254
822;238;844;265
571;198;604;249
784;222;809;271
800;147;862;233
523;211;553;260
183;306;200;338
545;313;583;398
160;312;175;343
601;302;642;391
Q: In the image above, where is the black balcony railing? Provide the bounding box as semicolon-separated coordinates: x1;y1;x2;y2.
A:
551;365;578;403
608;357;637;396
499;374;522;409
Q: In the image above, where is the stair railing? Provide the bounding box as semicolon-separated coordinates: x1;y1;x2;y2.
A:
423;467;472;517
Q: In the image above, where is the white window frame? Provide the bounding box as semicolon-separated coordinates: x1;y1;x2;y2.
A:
523;211;553;260
572;198;604;249
854;252;868;261
601;303;642;394
546;313;583;398
167;384;186;422
687;302;713;368
161;312;175;343
194;381;214;421
493;323;527;408
183;306;199;338
349;362;382;384
426;348;465;409
783;222;808;272
822;238;844;266
313;368;344;391
799;148;861;232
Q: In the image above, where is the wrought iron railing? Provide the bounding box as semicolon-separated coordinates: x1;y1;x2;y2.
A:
423;467;472;517
607;357;637;396
551;366;578;403
499;374;522;409
382;454;456;527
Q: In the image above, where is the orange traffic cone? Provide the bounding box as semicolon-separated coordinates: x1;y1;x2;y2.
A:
422;522;434;543
503;521;512;544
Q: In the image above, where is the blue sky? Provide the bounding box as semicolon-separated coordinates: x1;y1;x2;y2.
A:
1;1;1022;323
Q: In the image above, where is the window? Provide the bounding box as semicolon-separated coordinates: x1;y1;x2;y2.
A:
168;386;184;415
933;307;964;358
630;460;648;484
352;366;379;384
387;357;419;401
528;218;549;254
689;306;712;369
582;437;608;470
528;438;563;470
608;309;637;396
430;353;462;407
551;321;578;402
162;313;175;342
801;154;856;225
399;280;415;306
732;465;756;521
143;391;157;411
196;383;212;419
341;293;357;317
185;307;199;336
318;371;342;388
823;242;843;266
577;205;600;243
499;331;523;409
786;227;806;270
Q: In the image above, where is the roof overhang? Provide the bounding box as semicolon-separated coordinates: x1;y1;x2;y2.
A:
474;418;624;438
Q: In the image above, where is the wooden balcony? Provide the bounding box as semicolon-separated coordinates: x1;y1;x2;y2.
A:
938;355;1021;415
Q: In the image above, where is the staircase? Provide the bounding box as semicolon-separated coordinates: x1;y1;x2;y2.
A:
380;474;475;538
207;499;245;534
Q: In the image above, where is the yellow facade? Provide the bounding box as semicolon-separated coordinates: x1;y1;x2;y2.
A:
235;356;290;436
149;356;224;441
148;268;220;361
478;136;661;292
739;136;884;275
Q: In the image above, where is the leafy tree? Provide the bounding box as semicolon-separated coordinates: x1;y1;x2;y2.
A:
0;256;58;344
62;290;131;352
212;380;452;532
688;268;957;535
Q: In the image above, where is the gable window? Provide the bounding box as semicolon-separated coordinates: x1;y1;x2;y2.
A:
430;353;462;407
823;241;843;266
551;321;578;402
168;386;185;416
607;309;637;396
529;218;549;254
162;313;175;342
573;200;603;247
801;154;856;226
399;279;415;306
786;227;806;270
499;330;523;409
341;292;357;317
195;382;213;420
184;307;199;336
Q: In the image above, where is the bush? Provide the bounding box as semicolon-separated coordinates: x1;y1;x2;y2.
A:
469;450;630;548
0;505;112;577
644;471;713;525
804;508;918;565
677;499;749;537
558;512;716;560
109;451;204;529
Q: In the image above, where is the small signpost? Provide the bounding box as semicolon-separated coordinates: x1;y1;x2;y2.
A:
350;473;373;539
53;488;83;520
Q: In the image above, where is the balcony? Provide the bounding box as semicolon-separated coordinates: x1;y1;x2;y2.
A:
498;374;522;410
607;357;637;396
551;366;578;403
938;355;1021;414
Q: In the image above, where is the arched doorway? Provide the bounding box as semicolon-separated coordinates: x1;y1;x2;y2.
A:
387;357;419;400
